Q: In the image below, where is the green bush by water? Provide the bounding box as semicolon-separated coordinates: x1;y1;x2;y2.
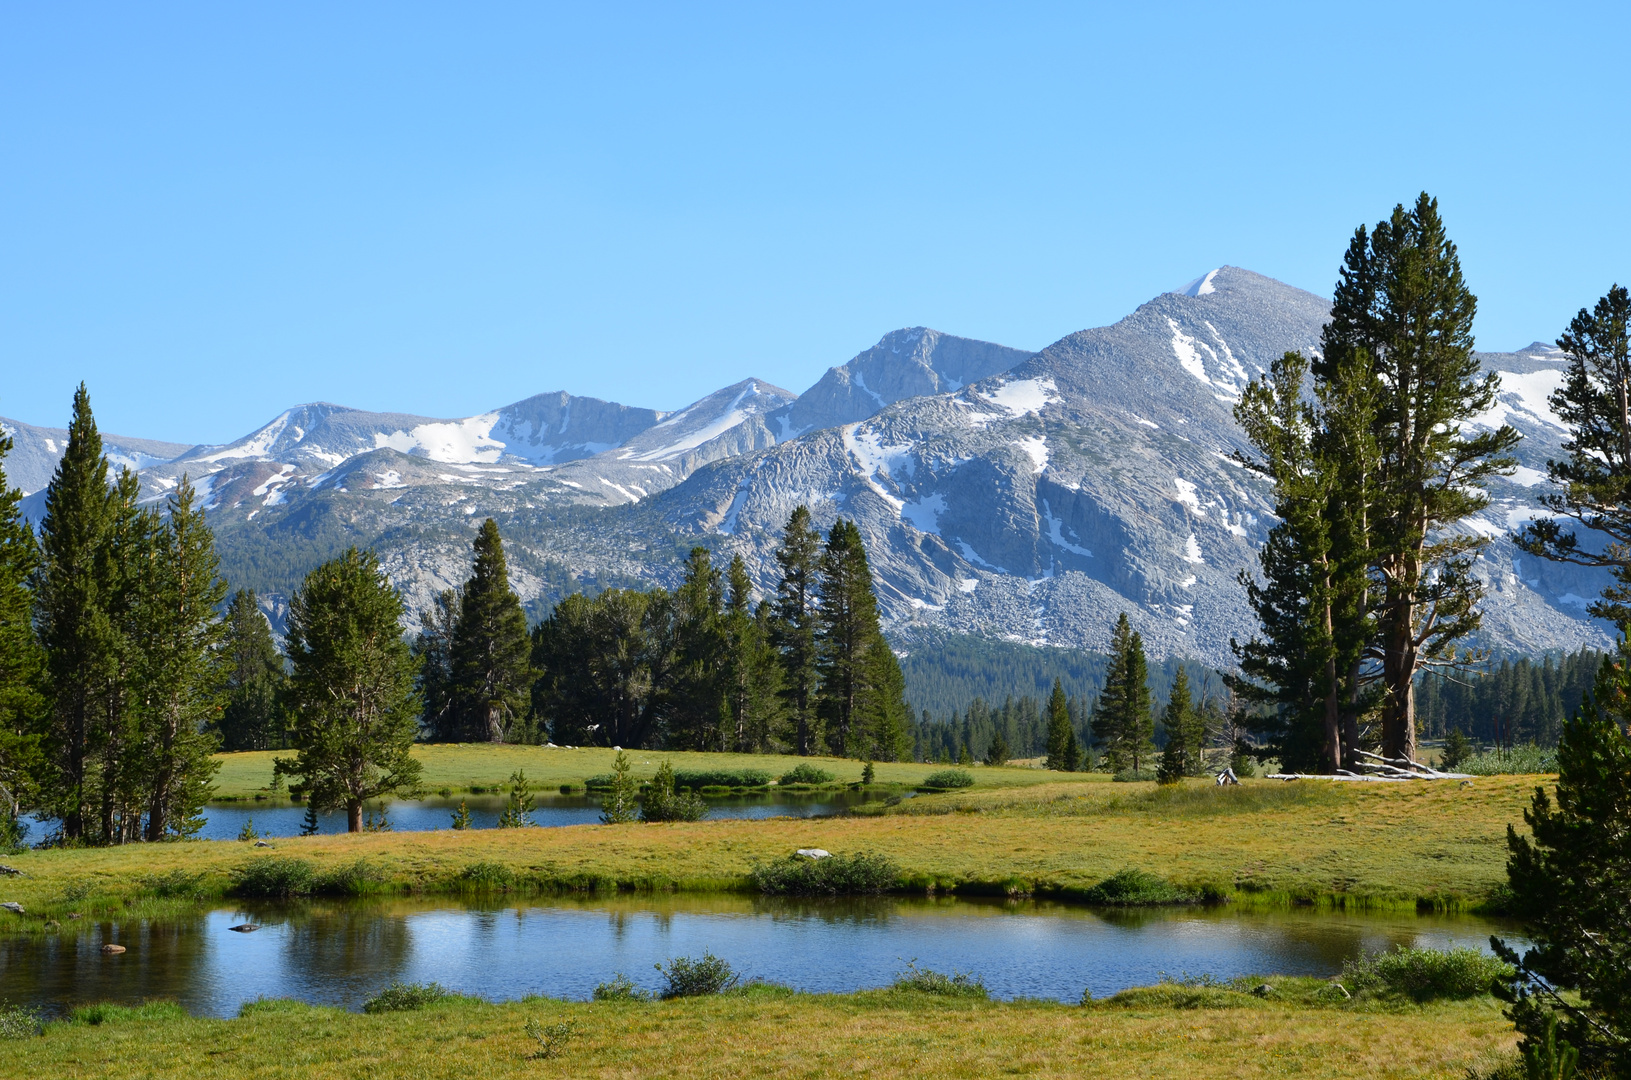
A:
779;764;835;786
1081;869;1198;906
673;769;772;789
751;851;900;896
920;769;974;790
0;1002;41;1039
362;982;452;1013
592;974;650;1002
1341;946;1512;1002
68;1002;189;1026
230;857;383;899
891;962;989;999
657;953;740;999
140;870;212;899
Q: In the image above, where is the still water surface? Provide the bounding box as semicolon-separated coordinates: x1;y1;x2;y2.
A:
20;791;874;844
0;895;1514;1017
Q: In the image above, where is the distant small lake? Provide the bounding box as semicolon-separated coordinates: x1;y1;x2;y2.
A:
0;895;1518;1018
0;790;877;844
198;790;876;840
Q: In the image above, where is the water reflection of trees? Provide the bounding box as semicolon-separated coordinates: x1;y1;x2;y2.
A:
273;901;414;1003
0;914;213;1018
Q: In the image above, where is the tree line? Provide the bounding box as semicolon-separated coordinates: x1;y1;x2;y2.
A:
1414;648;1600;749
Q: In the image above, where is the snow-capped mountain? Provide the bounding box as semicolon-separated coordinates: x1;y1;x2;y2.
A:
0;417;192;496
4;268;1612;663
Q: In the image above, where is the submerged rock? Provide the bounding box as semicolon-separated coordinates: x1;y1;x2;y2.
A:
101;943;126;955
229;924;261;933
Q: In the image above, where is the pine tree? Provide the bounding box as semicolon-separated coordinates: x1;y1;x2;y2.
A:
1092;614;1153;773
0;429;44;843
299;802;320;836
1044;679;1079;771
449;519;533;743
1493;641;1631;1076
34;384;118;842
1156;667;1194;785
983;729;1010;766
1516;285;1631;623
857;633;912;762
219;589;288;751
130;476;226;840
1232;349;1377;772
815;520;881;757
275;548;423;832
773;505;823;755
664;547;726;750
1323;194;1520;762
412;588;459;742
599;749;638;825
720;555;785;752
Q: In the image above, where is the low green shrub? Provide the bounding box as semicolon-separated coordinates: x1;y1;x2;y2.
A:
591;973;649;1002
891;962;988;999
69;1001;189;1026
779;764;835;786
640;761;707;823
141;869;211;899
231;857;316;899
362;981;452;1013
455;861;515;890
524;1017;577;1060
583;774;613;791
1459;745;1557;775
751;851;900;896
920;769;974;790
657;953;740;999
1341;946;1512;1002
1081;869;1198;906
0;1002;41;1039
1112;768;1158;783
673;769;772;789
313;859;382;897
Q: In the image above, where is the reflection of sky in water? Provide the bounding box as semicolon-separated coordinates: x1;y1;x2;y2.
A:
1;898;1523;1017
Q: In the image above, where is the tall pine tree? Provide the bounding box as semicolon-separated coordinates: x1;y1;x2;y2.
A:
1516;285;1631;622
815;519;879;757
720;555;785;752
34;384;117;841
449;520;533;743
0;430;44;844
276;548;423;831
412;588;459;741
1322;194;1520;762
1092;613;1153;773
219;589;288;751
773;505;823;755
1157;667;1198;784
1044;678;1080;771
129;476;225;840
664;547;727;750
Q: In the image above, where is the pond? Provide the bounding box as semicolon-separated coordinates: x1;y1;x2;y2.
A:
19;790;880;844
0;894;1518;1018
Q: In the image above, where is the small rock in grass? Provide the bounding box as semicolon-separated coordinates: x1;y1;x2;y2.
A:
229;924;260;933
253;840;274;848
1;901;22;914
102;943;126;955
0;864;21;876
1250;983;1274;997
795;849;831;860
67;912;83;920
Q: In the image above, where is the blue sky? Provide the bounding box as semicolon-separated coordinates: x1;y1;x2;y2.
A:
3;3;1627;444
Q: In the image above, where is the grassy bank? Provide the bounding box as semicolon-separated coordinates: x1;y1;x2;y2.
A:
0;773;1543;922
0;978;1517;1080
209;745;1050;801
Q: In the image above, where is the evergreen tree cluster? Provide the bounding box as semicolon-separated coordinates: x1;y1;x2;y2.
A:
4;386;237;844
528;507;910;759
1415;649;1600;749
1232;195;1521;772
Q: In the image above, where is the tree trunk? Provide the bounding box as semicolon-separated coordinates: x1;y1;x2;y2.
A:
486;701;504;743
347;800;362;833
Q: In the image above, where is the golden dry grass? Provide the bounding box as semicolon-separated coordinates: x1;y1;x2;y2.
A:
0;774;1544;919
0;988;1519;1080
